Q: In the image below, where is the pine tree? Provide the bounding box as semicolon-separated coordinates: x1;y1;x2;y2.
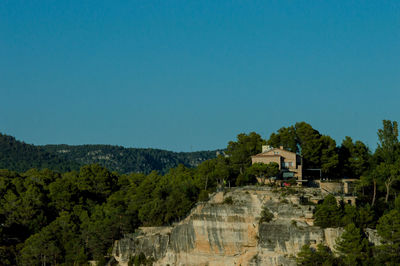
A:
314;195;342;228
335;223;371;265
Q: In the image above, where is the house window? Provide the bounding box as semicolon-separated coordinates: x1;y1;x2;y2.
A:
283;162;293;168
274;151;279;155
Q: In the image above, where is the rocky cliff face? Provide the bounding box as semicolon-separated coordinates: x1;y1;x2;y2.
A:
112;187;346;266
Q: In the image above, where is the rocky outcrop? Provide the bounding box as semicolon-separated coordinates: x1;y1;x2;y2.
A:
111;187;359;266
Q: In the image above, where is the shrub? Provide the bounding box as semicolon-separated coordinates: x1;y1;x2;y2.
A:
259;206;274;223
223;196;233;205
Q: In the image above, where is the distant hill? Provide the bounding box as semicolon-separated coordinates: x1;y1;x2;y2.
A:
0;133;81;172
42;144;219;174
0;133;219;174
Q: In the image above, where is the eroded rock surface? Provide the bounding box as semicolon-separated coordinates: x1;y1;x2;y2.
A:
112;187;350;265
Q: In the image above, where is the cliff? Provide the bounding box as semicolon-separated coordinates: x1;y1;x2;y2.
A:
112;187;350;265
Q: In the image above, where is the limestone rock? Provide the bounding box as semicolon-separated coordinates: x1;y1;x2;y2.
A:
111;187;373;266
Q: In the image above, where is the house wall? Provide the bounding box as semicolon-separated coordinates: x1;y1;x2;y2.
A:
251;147;303;179
251;156;281;166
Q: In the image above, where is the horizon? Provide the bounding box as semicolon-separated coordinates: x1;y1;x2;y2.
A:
1;1;399;152
0;119;388;153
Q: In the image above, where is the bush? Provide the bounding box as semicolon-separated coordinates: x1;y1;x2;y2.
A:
223;196;233;205
259;206;274;223
236;173;256;186
128;252;153;266
296;244;339;265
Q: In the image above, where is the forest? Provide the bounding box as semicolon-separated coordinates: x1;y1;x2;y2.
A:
1;120;400;265
0;134;218;174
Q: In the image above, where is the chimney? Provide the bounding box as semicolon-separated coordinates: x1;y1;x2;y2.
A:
262;145;272;153
279;146;284;150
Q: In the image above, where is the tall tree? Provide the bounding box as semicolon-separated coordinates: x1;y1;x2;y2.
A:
376;120;399;164
339;136;371;178
226;132;266;175
314;195;342;228
267;126;298;152
376;210;400;264
267;122;340;176
335;223;371;265
375;162;400;203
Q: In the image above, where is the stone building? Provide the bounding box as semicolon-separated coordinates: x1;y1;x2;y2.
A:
251;145;303;183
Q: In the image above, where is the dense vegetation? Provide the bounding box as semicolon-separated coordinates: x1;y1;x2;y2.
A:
297;120;400;265
1;120;400;265
0;133;81;173
42;144;218;174
0;133;219;174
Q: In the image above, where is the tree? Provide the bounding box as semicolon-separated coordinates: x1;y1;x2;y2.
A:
375;209;400;264
341;204;359;227
339;137;371;179
19;212;85;266
246;162;279;184
296;244;338;266
295;122;324;169
266;122;340;176
376;120;399;164
77;164;119;201
195;159;217;191
213;155;233;186
335;223;371;265
267;126;298;153
226;132;266;175
314;195;342;228
320;136;339;177
375;162;400;203
359;170;379;207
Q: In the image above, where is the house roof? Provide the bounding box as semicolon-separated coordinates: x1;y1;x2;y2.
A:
251;154;282;158
251;147;301;158
267;147;298;154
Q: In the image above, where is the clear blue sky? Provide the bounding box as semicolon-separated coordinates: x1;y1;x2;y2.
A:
1;1;399;152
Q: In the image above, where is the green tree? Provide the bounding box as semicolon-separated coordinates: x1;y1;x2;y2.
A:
19;212;85;266
341;204;359;227
376;120;399;164
359;170;379;207
246;162;279;184
226;132;266;175
375;210;400;264
375;162;400;203
213;155;233;186
314;195;342;228
339;137;371;179
320;135;339;177
77;164;119;201
357;204;375;229
195;159;217;191
48;171;80;212
335;223;371;266
266;122;339;176
267;126;298;152
296;244;338;266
